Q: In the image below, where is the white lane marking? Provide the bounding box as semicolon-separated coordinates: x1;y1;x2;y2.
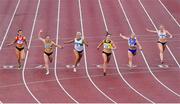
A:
54;0;79;103
138;0;180;97
158;0;180;68
0;0;21;50
1;69;179;89
78;0;117;103
3;65;14;69
22;0;41;103
99;0;154;103
158;0;180;27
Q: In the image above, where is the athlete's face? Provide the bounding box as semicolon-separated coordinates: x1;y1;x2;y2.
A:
106;35;111;41
45;36;50;41
131;34;135;39
159;25;165;31
18;31;23;35
76;32;82;39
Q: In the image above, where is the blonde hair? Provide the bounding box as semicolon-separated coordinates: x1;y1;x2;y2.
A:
76;32;82;36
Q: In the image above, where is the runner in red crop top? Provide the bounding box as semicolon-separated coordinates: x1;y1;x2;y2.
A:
7;30;28;69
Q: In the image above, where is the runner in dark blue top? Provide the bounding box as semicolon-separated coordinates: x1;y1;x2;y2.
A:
120;33;142;68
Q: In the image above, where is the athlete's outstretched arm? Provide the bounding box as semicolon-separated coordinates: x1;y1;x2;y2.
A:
119;33;129;40
166;30;173;38
111;41;116;49
38;30;45;42
97;40;104;50
64;39;74;44
146;28;157;33
24;37;28;47
83;39;88;47
52;41;63;49
136;40;142;50
7;39;17;46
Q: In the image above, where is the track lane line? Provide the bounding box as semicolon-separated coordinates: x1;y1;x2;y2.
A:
98;0;154;103
22;0;41;103
138;0;180;97
158;0;180;28
54;0;78;103
1;68;180;90
78;0;117;103
0;0;21;50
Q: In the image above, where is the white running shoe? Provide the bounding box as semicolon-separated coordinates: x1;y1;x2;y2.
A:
46;70;49;75
66;65;75;68
73;68;77;72
158;64;164;68
127;64;137;68
163;64;169;68
77;63;80;67
96;64;103;68
66;65;70;68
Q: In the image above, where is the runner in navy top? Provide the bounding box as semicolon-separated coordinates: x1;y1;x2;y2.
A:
120;33;142;68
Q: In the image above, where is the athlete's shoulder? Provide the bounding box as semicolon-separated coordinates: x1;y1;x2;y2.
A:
15;36;19;40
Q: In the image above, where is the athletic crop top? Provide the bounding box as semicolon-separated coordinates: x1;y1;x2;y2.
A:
103;40;112;49
15;36;26;45
74;38;84;51
158;30;167;39
128;38;137;47
44;42;53;49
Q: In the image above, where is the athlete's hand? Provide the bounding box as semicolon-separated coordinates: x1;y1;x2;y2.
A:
139;47;142;50
60;46;64;49
39;29;43;33
145;28;150;31
26;47;29;51
119;33;122;37
97;47;100;50
39;30;43;35
6;44;10;46
170;35;173;38
7;43;12;47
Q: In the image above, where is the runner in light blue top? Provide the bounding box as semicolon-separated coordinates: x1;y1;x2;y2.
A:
146;25;173;65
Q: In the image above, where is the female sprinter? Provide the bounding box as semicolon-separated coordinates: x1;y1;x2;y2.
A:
97;33;116;76
7;30;28;69
120;33;142;68
64;32;88;72
38;30;63;75
146;25;173;65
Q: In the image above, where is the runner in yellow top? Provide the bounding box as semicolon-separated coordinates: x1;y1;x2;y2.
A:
97;32;116;76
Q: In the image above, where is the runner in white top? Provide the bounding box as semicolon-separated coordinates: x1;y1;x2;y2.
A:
146;25;173;65
64;32;88;72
